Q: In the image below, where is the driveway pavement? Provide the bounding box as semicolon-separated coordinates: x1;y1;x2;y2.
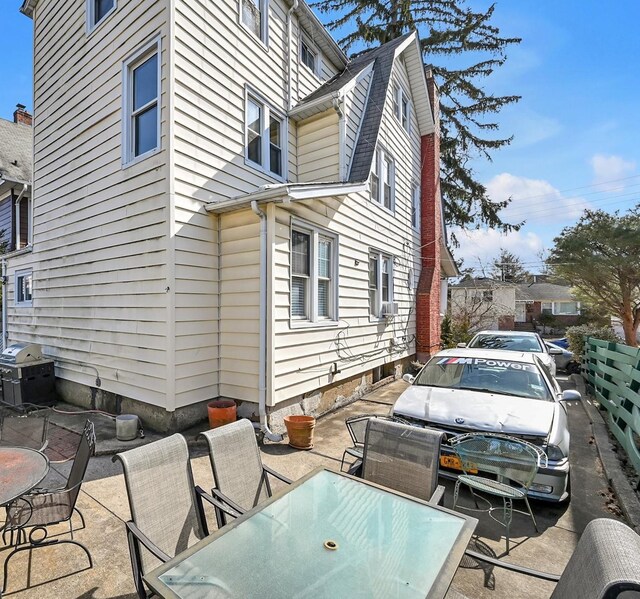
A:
0;375;625;598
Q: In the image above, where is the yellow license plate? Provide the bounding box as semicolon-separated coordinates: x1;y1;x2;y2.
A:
440;455;477;474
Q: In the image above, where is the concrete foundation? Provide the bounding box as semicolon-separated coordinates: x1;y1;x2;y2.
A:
54;356;414;434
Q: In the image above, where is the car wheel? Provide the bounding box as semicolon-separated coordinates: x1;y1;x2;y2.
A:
566;362;581;375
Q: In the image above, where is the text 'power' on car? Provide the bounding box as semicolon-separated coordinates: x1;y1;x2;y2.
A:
458;330;560;377
392;348;581;502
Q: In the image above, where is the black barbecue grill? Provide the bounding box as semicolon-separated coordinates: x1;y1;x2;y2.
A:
0;343;56;407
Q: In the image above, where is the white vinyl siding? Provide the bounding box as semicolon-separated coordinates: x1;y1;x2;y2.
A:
123;39;161;165
297;110;339;182
11;0;170;407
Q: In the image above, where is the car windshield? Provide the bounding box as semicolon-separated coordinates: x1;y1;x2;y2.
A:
414;356;553;401
468;334;543;353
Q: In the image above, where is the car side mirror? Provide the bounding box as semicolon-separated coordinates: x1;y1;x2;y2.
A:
402;373;415;384
561;389;581;401
548;347;563;355
456;343;467;348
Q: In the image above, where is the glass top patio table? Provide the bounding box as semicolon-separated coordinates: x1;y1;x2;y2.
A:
0;446;49;505
145;468;477;599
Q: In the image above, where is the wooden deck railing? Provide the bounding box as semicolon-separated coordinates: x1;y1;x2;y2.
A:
582;336;640;479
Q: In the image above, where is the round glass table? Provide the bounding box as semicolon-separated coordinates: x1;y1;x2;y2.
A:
0;446;50;505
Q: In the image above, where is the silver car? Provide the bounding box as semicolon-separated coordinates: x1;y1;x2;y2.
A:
392;348;580;502
460;330;560;377
545;341;580;374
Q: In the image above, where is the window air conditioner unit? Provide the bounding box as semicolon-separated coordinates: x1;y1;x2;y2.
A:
381;301;399;317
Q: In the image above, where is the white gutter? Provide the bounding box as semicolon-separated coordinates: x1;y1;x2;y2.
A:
1;259;6;349
205;181;367;213
251;200;283;442
286;0;299;111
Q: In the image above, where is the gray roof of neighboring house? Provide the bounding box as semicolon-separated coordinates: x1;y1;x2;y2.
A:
0;117;32;185
452;278;512;289
296;33;414;184
516;283;576;302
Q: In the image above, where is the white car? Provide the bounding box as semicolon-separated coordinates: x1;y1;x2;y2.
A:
392;348;580;502
460;330;560;377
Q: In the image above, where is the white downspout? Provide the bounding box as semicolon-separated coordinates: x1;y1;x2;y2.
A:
14;184;27;249
333;97;346;181
1;259;7;349
286;0;299;110
251;200;283;442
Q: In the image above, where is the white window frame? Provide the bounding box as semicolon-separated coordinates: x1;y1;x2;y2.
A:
86;0;116;34
239;0;269;47
290;221;339;327
300;35;320;77
411;183;420;231
551;301;581;315
369;250;394;319
122;38;161;167
370;147;395;213
244;88;287;181
15;269;33;307
393;82;411;134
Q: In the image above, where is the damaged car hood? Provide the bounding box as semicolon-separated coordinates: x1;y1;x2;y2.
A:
394;386;555;437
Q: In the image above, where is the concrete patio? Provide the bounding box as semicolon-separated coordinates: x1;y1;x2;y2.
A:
0;375;629;598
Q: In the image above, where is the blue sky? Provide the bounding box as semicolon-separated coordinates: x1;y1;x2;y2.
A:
1;1;639;273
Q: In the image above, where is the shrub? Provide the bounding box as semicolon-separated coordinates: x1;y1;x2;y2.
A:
565;324;621;359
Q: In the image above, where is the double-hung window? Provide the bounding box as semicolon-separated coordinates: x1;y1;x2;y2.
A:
370;148;394;212
411;184;420;230
241;0;268;45
15;269;33;307
369;251;393;318
291;224;337;324
246;92;285;179
87;0;115;32
393;83;411;133
123;40;160;165
301;38;318;75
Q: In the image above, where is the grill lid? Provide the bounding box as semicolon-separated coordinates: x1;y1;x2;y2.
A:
0;343;43;364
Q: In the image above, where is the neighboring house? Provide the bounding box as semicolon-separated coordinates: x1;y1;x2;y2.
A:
14;0;455;433
449;278;516;331
515;283;581;327
0;105;33;347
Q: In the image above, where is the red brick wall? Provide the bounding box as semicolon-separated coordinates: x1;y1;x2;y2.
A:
416;73;443;361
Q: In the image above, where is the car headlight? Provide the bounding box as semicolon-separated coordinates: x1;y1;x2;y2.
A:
545;444;565;461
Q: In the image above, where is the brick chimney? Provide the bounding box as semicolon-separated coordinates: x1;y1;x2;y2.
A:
13;104;32;126
415;69;443;362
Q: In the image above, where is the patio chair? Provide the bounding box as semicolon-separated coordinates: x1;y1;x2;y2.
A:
114;433;241;599
361;418;445;505
0;404;49;451
450;432;547;554
341;414;375;472
199;419;292;524
2;420;95;593
446;518;640;599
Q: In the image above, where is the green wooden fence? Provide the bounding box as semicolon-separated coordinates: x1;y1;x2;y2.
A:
582;336;640;479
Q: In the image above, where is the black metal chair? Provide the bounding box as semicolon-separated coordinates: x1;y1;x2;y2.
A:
114;433;241;599
2;420;95;593
0;403;49;451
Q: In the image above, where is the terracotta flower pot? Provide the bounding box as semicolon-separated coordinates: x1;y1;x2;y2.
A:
207;400;236;429
284;415;316;450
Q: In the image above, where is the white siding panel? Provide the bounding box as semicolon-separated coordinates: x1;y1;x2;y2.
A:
9;0;171;408
297;110;339;182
